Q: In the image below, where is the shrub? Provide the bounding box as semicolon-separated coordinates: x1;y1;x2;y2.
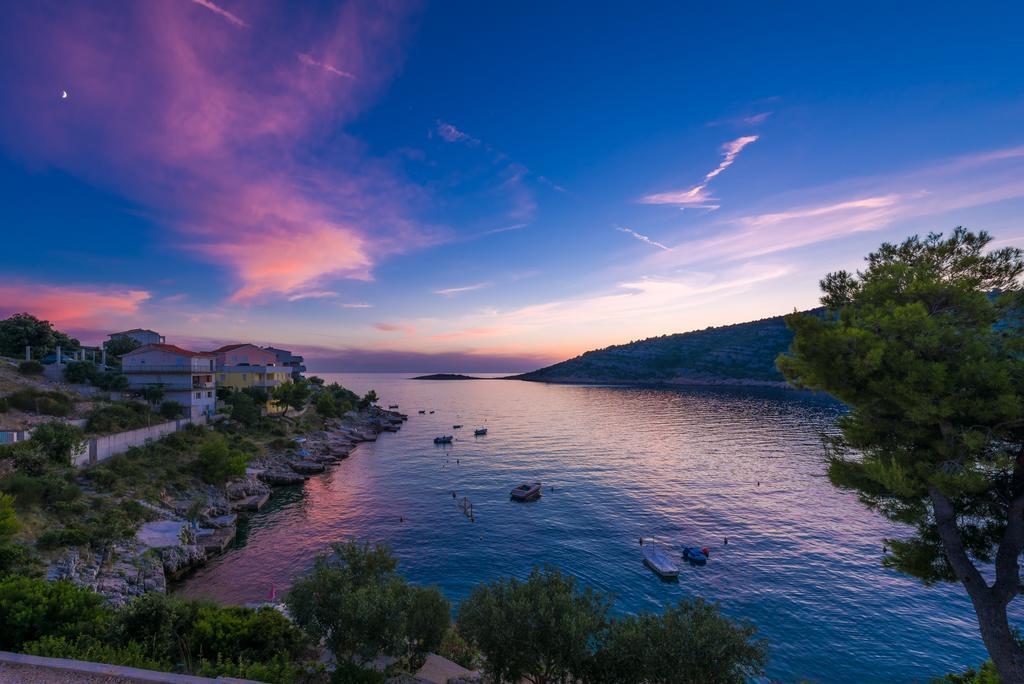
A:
0;397;7;412
18;360;44;375
159;400;184;420
287;541;450;664
225;392;259;427
64;361;99;385
85;401;151;433
7;389;73;416
24;635;166;672
191;604;308;663
36;528;90;550
0;576;111;651
94;372;129;391
31;422;85;466
0;471;79;508
193;434;249;484
0;493;19;540
587;599;767;684
457;566;609;684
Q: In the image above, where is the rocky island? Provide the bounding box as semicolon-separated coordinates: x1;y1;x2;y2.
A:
412;373;485;380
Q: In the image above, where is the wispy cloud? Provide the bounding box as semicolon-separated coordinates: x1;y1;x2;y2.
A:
375;322;415;334
341;302;373;309
297;53;355;80
615;225;671;251
648;144;1024;267
641;135;759;210
433;283;488;296
709;111;772;127
190;0;248;28
435;120;480;146
287;290;339;302
480;223;528;236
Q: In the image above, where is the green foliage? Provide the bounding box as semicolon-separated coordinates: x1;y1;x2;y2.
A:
225;391;260;426
85;401;152;433
193;433;249;484
272;380;311;416
358;389;379;410
315;391;338;418
31;422;85;466
437;627;481;671
6;388;74;416
140;385;165;404
936;661;1002;684
777;228;1024;677
0;313;79;358
0;493;19;539
323;383;359;414
24;635;166;671
159;400;184;420
242;386;270;404
307;376;325;386
198;655;320;683
104;336;141;358
286;541;450;664
458;566;609;684
94;371;129;391
587;599;767;684
18;360;44;375
63;360;99;385
0;576;111;651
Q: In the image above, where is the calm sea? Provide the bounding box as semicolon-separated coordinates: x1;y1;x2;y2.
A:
177;373;1003;682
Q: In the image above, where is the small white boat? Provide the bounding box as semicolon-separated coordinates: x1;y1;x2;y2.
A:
510;482;542;501
474;428;488;436
642;544;679;579
434;435;453;444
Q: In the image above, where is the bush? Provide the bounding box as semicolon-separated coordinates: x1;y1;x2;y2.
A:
587;599;767;684
225;392;259;427
0;493;19;540
36;528;90;550
85;401;151;433
6;389;73;416
159;400;184;420
94;372;129;391
31;422;85;466
24;635;166;671
0;471;79;508
0;397;8;412
0;576;111;650
64;361;99;385
18;360;44;375
458;567;609;684
287;541;450;664
193;434;249;484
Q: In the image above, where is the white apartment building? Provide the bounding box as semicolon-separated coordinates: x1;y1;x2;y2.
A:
120;344;216;421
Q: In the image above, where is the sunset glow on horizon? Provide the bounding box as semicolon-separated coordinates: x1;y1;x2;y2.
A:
2;2;1023;371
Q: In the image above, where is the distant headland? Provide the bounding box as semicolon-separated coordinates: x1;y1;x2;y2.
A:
411;373;485;380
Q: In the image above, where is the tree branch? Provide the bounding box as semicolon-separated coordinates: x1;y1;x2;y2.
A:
929;486;990;599
992;453;1024;605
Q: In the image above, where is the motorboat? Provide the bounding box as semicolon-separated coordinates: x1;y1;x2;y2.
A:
643;544;680;579
453;424;463;429
388;404;399;409
433;435;453;445
682;547;709;565
474;428;488;436
418;410;426;414
510;482;542;501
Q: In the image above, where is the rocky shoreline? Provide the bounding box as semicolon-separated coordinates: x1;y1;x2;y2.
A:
48;406;408;606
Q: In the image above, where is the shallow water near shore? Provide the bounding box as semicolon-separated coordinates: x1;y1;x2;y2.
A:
177;373;1008;682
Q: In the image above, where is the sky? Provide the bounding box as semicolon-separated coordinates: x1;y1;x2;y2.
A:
1;1;1023;372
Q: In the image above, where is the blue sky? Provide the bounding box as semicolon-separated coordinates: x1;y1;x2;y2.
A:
1;1;1022;370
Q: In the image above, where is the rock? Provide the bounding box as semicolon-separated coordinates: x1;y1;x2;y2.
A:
259;469;307;485
226;477;271;500
288;460;326;474
160;543;206;579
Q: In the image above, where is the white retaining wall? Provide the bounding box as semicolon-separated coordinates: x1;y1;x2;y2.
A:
71;415;207;467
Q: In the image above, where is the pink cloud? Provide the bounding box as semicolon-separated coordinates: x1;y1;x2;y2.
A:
0;284;150;331
375;322;416;334
0;1;424;302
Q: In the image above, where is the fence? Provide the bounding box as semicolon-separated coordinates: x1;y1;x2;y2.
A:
70;414;208;467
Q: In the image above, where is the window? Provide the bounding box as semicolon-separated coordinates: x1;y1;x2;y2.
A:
195;392;201;399
207;391;212;398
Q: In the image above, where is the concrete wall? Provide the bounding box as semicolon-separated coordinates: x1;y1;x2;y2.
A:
72;415;208;467
0;650;259;683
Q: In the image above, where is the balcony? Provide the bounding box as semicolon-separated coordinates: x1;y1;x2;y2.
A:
123;365;213;374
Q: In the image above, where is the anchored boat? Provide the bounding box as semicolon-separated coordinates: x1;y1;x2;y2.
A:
433;435;454;444
682;547;709;565
453;424;463;429
643;544;680;579
510;482;542;501
474;428;488;436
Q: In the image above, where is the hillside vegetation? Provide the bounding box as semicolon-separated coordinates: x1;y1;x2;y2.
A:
517;312;819;387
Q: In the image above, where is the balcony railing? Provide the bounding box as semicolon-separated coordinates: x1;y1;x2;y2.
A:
123;365;214;374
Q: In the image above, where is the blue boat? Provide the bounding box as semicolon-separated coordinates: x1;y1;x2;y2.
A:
682;546;708;565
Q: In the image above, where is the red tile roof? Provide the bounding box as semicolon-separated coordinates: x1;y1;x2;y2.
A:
208;343;255;353
123;343;214;358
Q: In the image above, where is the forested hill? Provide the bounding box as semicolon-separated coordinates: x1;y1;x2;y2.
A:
516;311;821;387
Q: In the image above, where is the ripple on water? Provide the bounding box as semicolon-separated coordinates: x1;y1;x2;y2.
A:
176;374;1011;683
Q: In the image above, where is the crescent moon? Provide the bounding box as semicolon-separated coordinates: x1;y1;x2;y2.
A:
61;90;68;99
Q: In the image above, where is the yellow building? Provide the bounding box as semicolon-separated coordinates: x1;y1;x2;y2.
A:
209;344;292;414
